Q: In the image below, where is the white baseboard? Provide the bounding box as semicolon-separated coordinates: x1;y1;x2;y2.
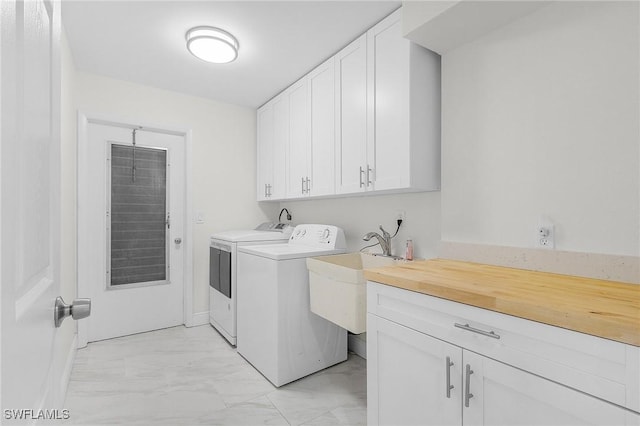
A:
348;333;367;359
186;311;210;327
57;334;77;407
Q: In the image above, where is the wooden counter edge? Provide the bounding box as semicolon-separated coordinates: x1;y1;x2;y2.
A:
363;259;640;347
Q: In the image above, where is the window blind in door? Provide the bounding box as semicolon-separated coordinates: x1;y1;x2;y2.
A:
109;144;168;286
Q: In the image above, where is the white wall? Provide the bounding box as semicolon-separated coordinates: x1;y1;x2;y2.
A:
441;1;639;257
279;192;441;259
74;72;278;315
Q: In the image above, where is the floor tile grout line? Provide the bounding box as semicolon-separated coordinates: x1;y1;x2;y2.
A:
265;392;293;426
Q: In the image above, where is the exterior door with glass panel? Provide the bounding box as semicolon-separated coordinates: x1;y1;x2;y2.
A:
79;122;184;342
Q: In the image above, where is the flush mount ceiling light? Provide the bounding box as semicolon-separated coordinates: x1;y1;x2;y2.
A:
186;26;239;64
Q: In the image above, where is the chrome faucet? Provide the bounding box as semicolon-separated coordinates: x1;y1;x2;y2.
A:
363;225;392;257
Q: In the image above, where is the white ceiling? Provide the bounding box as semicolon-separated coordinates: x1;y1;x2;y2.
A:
62;1;400;108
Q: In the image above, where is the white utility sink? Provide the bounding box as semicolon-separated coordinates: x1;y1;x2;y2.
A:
306;252;402;334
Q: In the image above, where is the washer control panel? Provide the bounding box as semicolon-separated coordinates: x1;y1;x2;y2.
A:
289;224;346;249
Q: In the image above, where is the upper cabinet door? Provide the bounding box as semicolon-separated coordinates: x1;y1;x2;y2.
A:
335;34;369;195
286;78;311;198
308;57;336;197
368;9;441;193
256;103;274;201
271;93;289;200
368;10;410;191
257;92;288;201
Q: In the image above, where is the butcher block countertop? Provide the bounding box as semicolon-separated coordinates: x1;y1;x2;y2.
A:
363;258;640;346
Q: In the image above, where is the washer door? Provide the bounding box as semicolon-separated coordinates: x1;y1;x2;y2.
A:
219;249;231;298
210;245;232;298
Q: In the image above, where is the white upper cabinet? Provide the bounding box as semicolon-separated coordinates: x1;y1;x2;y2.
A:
284;58;337;200
271;94;288;200
286;78;311;198
335;9;441;196
256;103;274;201
257;6;441;201
335;34;369;195
257;93;287;201
308;57;336;197
366;9;441;194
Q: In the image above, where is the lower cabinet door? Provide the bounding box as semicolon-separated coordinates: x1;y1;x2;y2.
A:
367;314;463;426
462;351;634;426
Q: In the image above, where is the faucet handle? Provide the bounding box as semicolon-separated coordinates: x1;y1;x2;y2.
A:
379;225;391;239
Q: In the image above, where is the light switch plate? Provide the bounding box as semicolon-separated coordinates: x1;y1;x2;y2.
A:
196;211;205;224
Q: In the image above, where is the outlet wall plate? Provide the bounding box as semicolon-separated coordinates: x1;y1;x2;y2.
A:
536;222;555;249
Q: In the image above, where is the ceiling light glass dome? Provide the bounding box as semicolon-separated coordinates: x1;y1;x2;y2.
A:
186;26;239;64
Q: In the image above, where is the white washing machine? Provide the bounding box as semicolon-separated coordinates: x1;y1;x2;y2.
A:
236;224;348;387
209;223;292;345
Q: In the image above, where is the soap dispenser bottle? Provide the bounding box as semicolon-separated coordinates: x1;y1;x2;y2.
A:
405;239;414;261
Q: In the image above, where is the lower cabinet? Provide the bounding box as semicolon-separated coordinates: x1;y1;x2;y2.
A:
463;351;629;426
367;283;640;426
367;314;462;426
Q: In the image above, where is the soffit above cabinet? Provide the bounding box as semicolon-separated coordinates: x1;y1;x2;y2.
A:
402;0;550;54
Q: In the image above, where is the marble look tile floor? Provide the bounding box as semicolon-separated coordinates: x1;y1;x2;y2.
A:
64;325;367;425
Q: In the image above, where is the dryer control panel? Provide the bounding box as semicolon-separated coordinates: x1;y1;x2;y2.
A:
289;224;346;250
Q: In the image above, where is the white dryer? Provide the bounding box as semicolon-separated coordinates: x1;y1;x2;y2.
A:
236;224;348;387
209;223;292;345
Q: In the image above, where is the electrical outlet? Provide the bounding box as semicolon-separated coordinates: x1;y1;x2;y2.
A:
536;223;555;249
396;210;406;221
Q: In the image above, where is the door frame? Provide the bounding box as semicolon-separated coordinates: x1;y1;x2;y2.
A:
77;111;194;347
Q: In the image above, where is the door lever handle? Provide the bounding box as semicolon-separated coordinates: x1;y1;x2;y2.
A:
54;296;91;328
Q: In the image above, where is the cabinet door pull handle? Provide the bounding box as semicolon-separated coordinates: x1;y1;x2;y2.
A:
455;323;500;339
359;166;364;188
367;165;373;186
268;184;272;197
265;184;268;197
306;177;310;194
464;364;474;407
446;356;454;398
301;177;305;194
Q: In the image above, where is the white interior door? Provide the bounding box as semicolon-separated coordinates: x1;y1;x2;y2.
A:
79;123;185;343
1;0;63;414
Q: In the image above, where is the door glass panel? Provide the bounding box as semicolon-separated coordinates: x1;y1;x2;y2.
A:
109;144;167;287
